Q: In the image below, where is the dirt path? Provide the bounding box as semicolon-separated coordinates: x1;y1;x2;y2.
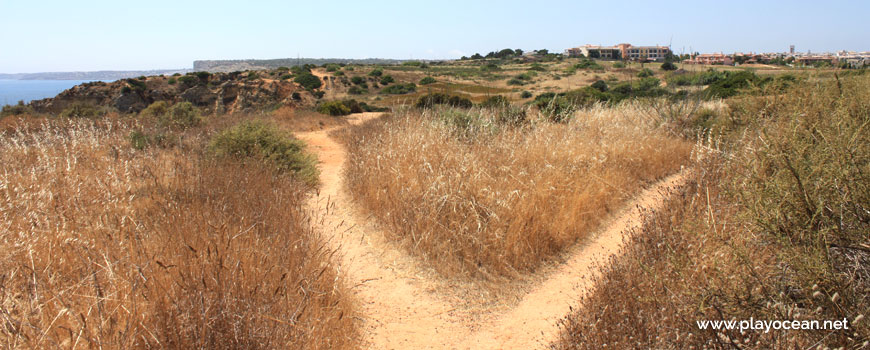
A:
296;113;688;349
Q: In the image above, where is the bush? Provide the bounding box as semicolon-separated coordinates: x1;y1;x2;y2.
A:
481;63;501;72
368;68;383;77
574;60;602;70
612;62;625;68
129;130;151;150
507;78;525;86
637;68;654;78
60;102;102;119
478;95;509;108
536;96;576;122
351;76;366;85
313;91;325;99
126;78;147;92
661;61;677;71
380;83;416;95
276;66;290;71
208;121;318;185
520;91;533;98
419;76;436;85
348;86;367;95
704;70;759;98
590;80;608;92
247;72;260;80
159;102;200;129
325;64;340;72
1;102;33;118
140;101;170;119
195;71;212;81
177;75;199;88
294;73;323;90
379;75;394;85
529;63;546;71
317;101;352;116
414;93;473;109
168;77;177;85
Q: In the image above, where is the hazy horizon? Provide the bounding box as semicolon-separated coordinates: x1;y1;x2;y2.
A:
2;0;869;74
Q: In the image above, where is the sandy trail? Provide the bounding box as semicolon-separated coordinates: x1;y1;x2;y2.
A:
296;112;687;350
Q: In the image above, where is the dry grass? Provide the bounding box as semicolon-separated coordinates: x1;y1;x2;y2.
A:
0;119;357;349
552;74;869;349
342;103;692;280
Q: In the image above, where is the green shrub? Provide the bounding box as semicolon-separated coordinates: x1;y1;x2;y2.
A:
59;102;102;119
317;101;352;116
479;95;509;108
507;78;525;86
379;75;394;85
574;60;602;70
351;76;366;85
368;68;383;77
612;62;625;68
208;120;318;185
294;73;323;90
139;101;170;119
380;83;416;95
129;130;151;150
279;73;293;80
590;80;608;92
348;86;367;95
520;91;533;98
167;77;177;85
414;93;472;109
0;102;33;118
247;72;260;80
313;91;325;99
481;63;501;72
534;95;576;122
195;71;212;81
159;102;200;129
704;70;759;98
334;71;345;76
276;66;290;71
325;64;340;72
661;61;677;71
419;76;436;85
529;63;546;71
637;68;654;78
126;78;146;92
177;75;199;88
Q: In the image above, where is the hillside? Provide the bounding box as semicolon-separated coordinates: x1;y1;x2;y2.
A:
26;70;319;115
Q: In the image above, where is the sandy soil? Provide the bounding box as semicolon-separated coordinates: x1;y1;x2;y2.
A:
296;113;688;349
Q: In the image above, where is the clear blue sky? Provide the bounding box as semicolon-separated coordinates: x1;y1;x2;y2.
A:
1;0;868;73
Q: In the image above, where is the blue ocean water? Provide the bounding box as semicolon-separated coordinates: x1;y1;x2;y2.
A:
0;80;105;106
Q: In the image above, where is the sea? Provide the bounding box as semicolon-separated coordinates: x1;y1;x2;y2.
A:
0;79;107;106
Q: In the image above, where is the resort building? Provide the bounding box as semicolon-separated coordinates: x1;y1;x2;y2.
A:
564;43;671;61
686;53;733;65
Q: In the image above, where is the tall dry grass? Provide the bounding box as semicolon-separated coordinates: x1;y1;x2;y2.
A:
552;74;869;349
0;119;357;349
343;103;692;280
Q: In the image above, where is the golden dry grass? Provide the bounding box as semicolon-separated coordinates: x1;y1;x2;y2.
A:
0;119;357;349
342;103;693;280
552;74;870;350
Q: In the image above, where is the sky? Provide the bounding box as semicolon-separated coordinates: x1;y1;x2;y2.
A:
1;0;868;73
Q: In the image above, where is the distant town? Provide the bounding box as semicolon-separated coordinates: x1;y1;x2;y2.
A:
561;43;870;69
